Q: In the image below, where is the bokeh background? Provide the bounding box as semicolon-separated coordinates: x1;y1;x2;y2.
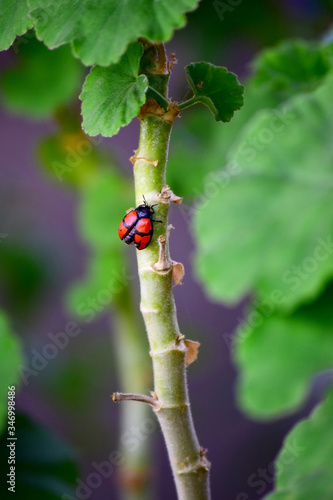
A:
0;1;332;499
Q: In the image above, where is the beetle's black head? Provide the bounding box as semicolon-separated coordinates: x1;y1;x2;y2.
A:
136;204;153;218
136;195;156;218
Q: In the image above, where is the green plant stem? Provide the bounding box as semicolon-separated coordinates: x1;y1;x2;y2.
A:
178;96;198;110
113;288;153;500
131;115;211;499
146;86;170;110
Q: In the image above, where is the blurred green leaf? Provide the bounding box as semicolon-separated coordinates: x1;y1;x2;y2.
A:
0;413;78;498
194;73;333;309
168;83;276;198
0;0;33;50
0;35;83;117
168;108;218;197
81;42;148;138
79;170;132;251
38;130;99;188
251;39;331;97
265;389;333;500
29;0;200;66
0;312;22;433
0;245;46;318
235;284;333;418
44;334;117;412
168;38;332;199
66;249;125;320
66;168;132;318
184;62;244;122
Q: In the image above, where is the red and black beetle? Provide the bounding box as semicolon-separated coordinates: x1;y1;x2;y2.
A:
118;196;161;250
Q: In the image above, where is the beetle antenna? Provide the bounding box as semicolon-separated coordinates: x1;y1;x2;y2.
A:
142;194;147;205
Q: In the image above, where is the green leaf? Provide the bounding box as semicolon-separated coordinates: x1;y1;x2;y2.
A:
184;62;244;122
0;311;23;433
251;39;331;98
265;389;333;500
80;42;148;137
28;0;200;66
0;0;33;50
194;73;333;310
0;35;83;118
235;285;333;418
0;413;78;498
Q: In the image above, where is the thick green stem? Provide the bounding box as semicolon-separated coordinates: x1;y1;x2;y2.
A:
132;115;211;499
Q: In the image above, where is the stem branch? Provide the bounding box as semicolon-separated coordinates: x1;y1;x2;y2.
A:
112;392;161;409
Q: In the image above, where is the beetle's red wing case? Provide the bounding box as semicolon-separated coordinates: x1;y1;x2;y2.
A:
134;233;152;250
135;218;152;234
118;210;138;240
